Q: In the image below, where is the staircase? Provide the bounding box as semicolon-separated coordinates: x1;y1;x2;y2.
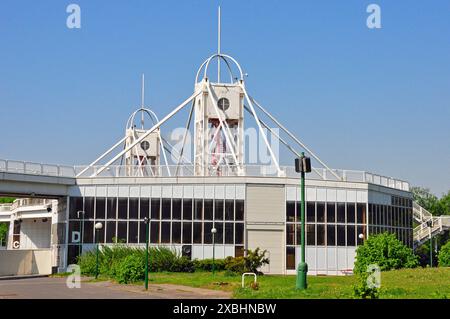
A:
413;202;450;248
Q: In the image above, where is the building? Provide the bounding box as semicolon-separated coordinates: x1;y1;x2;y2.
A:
1;9;447;277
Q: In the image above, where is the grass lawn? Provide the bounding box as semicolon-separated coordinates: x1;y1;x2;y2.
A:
142;267;450;299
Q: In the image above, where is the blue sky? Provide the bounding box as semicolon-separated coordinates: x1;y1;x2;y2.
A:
0;1;449;196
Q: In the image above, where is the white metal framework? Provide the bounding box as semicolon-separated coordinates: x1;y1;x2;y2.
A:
78;8;341;180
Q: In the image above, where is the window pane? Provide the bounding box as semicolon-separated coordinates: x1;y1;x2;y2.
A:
94;223;105;244
139;221;147;243
317;224;325;246
162;199;171;220
235;246;244;257
69;197;83;219
327;225;336;246
286;224;295;245
286;202;295;223
225;200;234;221
140;198;150;219
337;225;345;246
204;222;213;244
296;224;302;246
172;222;181;244
347;203;355;223
286;247;295;270
193;222;202;243
204;199;213;220
357;225;365;245
172;199;182;220
357;203;366;224
84;198;94;219
82;221;93;244
129;198;139;219
347;225;355;246
118;198;128;219
106;221;116;243
151;199;160;220
235;200;244;221
214;222;224;244
317;202;325;223
107;198;117;219
117;221;127;243
337;203;345;223
215;200;224;220
307;202;315;222
183;199;192;220
225;223;234;244
296;202;302;222
235;223;244;245
150;222;159;243
307;224;315;245
182;222;192;244
95;197;106;220
128;222;138;243
194;199;203;220
326;203;335;223
161;222;170;243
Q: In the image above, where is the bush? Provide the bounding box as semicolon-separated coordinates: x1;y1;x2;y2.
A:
193;258;226;272
115;254;145;284
244;248;270;274
170;257;195;273
438;240;450;267
354;233;419;274
224;256;246;274
352;271;379;299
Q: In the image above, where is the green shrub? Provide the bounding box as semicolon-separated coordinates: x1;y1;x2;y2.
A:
354;233;419;274
244;248;270;274
224;256;246;273
438;240;450;267
77;250;97;275
193;258;226;271
115;254;145;284
352;271;380;299
170;256;195;273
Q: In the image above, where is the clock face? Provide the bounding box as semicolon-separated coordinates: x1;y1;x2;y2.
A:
140;140;150;151
217;97;230;111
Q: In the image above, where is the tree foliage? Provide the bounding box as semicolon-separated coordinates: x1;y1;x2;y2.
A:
411;187;448;216
438;240;450;267
354;233;418;274
0;223;8;245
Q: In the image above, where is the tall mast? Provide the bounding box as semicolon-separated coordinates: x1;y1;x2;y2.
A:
217;6;221;83
141;73;145;129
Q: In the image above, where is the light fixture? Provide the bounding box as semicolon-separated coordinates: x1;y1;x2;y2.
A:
95;222;103;230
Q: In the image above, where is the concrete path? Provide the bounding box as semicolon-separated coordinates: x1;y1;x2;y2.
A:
0;277;231;299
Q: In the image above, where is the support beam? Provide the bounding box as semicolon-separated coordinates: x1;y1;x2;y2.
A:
76;136;127;177
92;91;201;177
240;85;282;176
249;96;342;181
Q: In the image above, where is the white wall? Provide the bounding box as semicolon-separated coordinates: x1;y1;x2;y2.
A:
20;219;51;249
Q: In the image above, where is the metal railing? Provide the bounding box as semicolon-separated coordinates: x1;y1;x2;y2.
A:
412;202;450;246
11;198;54;210
0;159;75;177
0;159;410;191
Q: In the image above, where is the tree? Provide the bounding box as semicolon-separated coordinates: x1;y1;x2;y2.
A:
0;223;8;246
354;233;418;274
437;240;450;267
410;187;445;216
0;197;15;204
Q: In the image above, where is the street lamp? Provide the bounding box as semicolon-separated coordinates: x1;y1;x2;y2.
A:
77;210;86;256
295;152;311;290
94;222;103;279
211;227;217;275
144;217;150;290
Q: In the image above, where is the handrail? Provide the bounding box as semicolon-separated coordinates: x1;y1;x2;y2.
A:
0;158;410;191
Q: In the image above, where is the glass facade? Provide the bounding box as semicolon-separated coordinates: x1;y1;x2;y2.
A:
67;194;245;263
368;196;413;248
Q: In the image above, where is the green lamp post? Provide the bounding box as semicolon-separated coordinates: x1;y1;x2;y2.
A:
94;222;103;279
144;217;150;290
295;152;311;290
